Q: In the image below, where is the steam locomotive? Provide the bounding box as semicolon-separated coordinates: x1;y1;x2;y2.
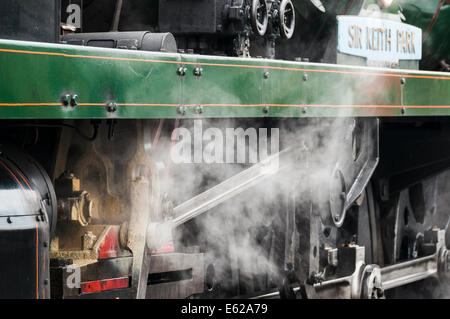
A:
0;0;448;299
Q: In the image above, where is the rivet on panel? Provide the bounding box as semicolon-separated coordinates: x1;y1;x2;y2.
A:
61;94;71;107
70;94;78;107
177;105;187;115
194;67;203;77
177;66;187;77
106;102;118;113
195;105;203;114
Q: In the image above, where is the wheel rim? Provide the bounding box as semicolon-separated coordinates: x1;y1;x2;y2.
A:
279;0;296;39
251;0;269;36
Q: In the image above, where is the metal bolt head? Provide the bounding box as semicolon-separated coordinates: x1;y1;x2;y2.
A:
194;67;203;77
70;94;78;107
106;102;118;113
177;66;187;76
263;105;269;114
302;107;307;114
400;77;406;85
303;73;308;81
195;104;203;114
263;71;270;79
177;105;187;115
61;94;71;106
401;106;406;114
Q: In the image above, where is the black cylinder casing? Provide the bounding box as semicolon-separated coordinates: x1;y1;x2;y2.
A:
0;149;56;299
62;31;178;53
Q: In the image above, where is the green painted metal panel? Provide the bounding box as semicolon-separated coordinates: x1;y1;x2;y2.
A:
0;39;449;119
387;0;450;68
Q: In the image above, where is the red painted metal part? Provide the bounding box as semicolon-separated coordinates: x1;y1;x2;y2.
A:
81;277;129;294
98;227;119;259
